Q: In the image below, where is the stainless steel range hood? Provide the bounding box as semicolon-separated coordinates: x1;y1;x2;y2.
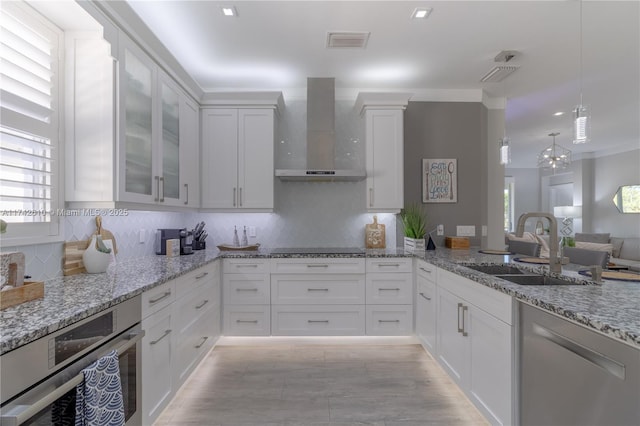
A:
275;78;366;182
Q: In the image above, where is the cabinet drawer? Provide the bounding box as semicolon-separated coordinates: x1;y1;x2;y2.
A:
223;305;270;336
223;258;270;274
270;258;365;274
223;274;270;304
271;305;365;336
141;280;176;319
175;284;213;334
271;274;365;305
176;261;219;300
366;273;413;304
366;258;413;273
416;260;437;282
366;305;413;335
417;277;436;304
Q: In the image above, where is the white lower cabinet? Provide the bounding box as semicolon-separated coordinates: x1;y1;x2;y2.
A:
141;261;221;425
223;258;271;335
415;261;437;352
365;305;413;335
271;305;366;335
365;258;413;336
435;268;514;426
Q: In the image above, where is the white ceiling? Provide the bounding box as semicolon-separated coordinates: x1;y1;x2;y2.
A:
125;0;639;168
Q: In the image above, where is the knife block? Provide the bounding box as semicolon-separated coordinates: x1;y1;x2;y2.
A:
193;241;206;250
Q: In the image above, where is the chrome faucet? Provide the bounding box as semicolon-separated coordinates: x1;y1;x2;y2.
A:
515;212;562;273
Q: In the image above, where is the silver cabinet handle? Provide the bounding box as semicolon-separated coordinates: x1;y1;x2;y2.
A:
419;292;431;301
233;187;236;207
195;272;208;279
369;187;373;207
379;319;400;323
149;329;171;345
419;267;432;274
236;319;258;323
237;264;258;268
195;300;209;309
159;176;165;202
307;264;329;268
533;323;626;380
184;183;189;205
236;288;258;292
378;263;400;267
239;187;242;207
457;302;464;334
308;320;329;323
307;288;329;292
149;291;171;304
154;176;160;202
380;288;401;291
195;336;208;349
1;331;145;425
461;305;468;337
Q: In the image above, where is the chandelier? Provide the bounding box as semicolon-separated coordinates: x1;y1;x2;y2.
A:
538;132;571;170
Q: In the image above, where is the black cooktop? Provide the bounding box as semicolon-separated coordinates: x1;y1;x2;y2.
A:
270;247;365;255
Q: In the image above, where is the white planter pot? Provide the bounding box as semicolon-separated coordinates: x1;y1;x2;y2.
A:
404;237;425;252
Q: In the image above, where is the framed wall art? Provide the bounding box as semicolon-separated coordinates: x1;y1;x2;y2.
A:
423;158;457;203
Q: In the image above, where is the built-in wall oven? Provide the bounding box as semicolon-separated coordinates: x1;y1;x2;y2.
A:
1;295;144;426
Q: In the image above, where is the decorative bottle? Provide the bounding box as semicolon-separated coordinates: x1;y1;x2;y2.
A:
241;226;248;246
233;226;240;247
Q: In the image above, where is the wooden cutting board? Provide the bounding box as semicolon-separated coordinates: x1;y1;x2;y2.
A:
365;215;386;249
63;240;89;276
93;216;117;254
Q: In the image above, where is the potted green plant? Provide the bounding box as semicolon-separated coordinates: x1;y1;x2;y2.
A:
400;204;428;251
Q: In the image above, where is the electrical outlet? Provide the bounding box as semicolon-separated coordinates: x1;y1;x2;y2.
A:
482;225;488;237
437;224;444;236
248;226;257;238
139;229;145;244
456;225;476;237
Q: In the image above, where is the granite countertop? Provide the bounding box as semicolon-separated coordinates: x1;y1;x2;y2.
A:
1;247;639;355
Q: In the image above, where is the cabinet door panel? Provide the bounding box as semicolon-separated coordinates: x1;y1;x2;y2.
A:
238;109;274;209
365;273;412;304
436;287;468;386
416;278;437;352
181;96;199;207
201;109;239;208
159;77;181;204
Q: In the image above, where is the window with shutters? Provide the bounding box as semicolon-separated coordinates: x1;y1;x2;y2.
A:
0;1;63;243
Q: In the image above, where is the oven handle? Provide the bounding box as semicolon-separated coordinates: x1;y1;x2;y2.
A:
2;330;145;426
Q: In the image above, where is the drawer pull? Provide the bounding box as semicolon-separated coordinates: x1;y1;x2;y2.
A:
149;291;171;304
195;336;208;349
379;288;401;291
419;292;432;301
419;267;432;274
195;300;209;309
149;329;171;345
307;288;329;292
378;263;400;267
236;319;258;323
308;320;329;323
237;264;259;268
306;264;329;268
195;272;208;279
236;288;259;292
378;320;400;323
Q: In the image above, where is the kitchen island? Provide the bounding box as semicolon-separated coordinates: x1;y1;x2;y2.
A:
1;247;639;355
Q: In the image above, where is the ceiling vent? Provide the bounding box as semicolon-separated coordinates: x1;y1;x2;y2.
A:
480;65;519;83
326;32;370;49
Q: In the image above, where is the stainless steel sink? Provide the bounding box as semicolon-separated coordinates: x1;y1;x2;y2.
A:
495;274;579;286
464;264;525;275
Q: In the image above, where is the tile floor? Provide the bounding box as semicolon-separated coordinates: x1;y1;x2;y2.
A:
155;344;488;426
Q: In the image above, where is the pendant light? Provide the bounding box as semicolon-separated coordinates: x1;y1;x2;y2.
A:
498;52;513;165
538;132;571;172
573;0;590;144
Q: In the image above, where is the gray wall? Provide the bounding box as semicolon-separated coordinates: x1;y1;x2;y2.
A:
400;101;485;247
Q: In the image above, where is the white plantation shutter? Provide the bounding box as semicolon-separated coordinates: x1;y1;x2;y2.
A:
0;1;61;227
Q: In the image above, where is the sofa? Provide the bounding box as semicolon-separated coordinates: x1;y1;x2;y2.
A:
575;233;640;272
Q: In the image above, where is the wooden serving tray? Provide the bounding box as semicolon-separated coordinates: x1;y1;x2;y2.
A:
217;243;261;251
580;269;640;282
479;249;514;255
1;280;44;310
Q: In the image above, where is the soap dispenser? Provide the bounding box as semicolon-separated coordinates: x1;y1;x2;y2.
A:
233;226;240;247
241;226;248;246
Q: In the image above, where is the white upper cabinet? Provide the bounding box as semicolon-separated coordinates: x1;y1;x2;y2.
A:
66;31;199;209
356;93;411;213
201;95;281;211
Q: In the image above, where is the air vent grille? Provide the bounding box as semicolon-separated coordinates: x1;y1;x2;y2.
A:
326;32;370;49
480;65;519;83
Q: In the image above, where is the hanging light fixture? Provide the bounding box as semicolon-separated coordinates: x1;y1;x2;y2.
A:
573;0;590;144
496;50;517;165
538;132;571;171
499;137;511;165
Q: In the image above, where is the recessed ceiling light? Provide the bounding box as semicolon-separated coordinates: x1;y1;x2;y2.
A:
411;8;433;19
554;112;564;116
221;6;237;17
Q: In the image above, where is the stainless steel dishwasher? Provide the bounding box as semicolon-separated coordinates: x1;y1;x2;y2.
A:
520;302;639;426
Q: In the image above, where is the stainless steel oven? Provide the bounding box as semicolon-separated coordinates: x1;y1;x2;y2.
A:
1;296;143;426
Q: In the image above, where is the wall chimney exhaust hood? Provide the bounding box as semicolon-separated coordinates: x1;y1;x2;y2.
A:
275;78;366;182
